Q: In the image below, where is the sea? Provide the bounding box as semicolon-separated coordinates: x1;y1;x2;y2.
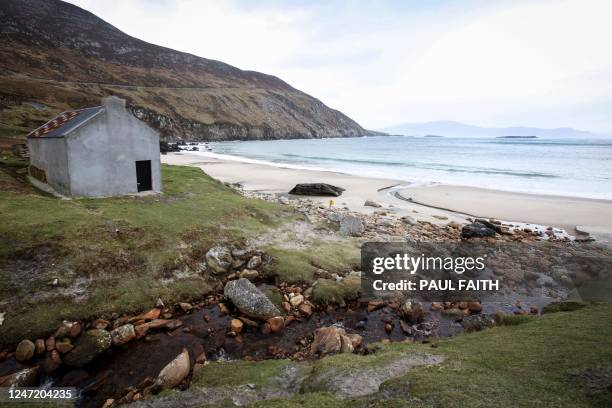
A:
194;136;612;200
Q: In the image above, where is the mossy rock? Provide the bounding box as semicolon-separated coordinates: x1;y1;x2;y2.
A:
311;276;360;306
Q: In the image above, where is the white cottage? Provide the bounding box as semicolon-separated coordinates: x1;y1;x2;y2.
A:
27;96;162;197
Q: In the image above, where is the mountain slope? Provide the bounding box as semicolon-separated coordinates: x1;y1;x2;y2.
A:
383;121;604;138
0;0;367;141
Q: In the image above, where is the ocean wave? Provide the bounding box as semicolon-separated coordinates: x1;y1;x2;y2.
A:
279;153;558;178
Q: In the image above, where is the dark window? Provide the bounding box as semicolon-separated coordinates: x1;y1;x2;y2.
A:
135;160;152;192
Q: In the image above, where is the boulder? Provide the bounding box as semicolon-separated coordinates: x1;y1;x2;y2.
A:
205;246;233;274
111;324;136;345
474;219;503;234
364;200;382;208
15;339;35;362
155;348;190;389
289;183;345;197
310;326;355;356
461;314;495;332
223;278;281;320
461;223;496;239
63;329;111;367
340;215;365;237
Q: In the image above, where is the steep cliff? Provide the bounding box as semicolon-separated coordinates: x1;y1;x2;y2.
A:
0;0;368;141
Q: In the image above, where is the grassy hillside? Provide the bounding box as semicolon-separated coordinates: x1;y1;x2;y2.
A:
0;0;367;140
0;159;297;343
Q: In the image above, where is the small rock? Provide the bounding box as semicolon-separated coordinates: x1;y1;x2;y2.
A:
45;336;56;351
367;300;385;312
310;326;355;356
35;339;46;355
102;399;115;408
246;255;262;269
267;316;284;333
91;319;110;330
430;302;444;311
239;269;259;280
400;216;417;225
55;340;74;354
140;308;162;321
218;303;230;315
400;301;424;324
385;323;393;334
56;321;81;338
364;200;382;208
340;215;365;237
111;324;136;345
230;319;243;334
15;340;35;362
467;301;482;313
289;294;304;307
178;302;193;313
205;246;233;274
298;303;313;317
156;348;190;389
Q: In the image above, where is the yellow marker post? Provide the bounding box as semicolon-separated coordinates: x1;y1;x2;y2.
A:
329;199;335;208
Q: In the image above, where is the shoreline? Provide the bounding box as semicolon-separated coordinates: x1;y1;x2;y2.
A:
162;152;612;239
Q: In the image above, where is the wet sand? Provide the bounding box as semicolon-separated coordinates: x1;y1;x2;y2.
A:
162;152;612;237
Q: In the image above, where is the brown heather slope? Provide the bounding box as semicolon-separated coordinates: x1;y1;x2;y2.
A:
0;0;368;141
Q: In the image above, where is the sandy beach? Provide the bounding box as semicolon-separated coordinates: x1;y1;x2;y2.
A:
162;152;612;240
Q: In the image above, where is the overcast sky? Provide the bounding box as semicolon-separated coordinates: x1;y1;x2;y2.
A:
67;0;612;134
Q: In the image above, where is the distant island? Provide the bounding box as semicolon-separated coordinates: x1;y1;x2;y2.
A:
424;134;444;138
382;120;606;139
496;135;538;139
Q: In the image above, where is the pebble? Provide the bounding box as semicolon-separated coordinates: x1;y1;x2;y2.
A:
230;319;243;334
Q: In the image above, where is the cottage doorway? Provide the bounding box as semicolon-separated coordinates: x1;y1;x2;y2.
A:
135;160;152;192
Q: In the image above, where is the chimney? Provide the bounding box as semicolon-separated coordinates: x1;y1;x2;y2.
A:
102;95;126;112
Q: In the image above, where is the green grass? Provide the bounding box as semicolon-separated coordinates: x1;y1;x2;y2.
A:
311;275;361;305
0;164;294;344
198;302;612;407
267;240;360;283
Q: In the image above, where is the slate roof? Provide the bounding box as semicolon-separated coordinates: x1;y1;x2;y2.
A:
27;106;104;139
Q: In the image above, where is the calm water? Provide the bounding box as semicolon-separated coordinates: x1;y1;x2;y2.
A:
199;137;612;200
